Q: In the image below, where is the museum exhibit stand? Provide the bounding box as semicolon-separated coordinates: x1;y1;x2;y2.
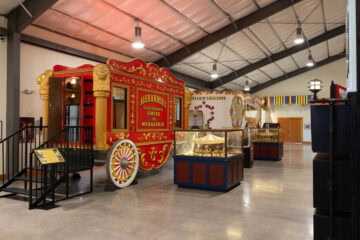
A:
253;128;283;161
174;129;244;191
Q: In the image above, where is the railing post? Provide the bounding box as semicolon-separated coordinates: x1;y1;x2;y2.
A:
29;153;33;210
24;128;28;190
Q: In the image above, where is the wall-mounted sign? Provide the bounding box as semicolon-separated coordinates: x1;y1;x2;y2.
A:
34;148;65;165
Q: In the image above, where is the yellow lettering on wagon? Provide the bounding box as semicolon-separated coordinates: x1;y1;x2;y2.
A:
140;94;166;107
147;111;160;116
141;122;165;127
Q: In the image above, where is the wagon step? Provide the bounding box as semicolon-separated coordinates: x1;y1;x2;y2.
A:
14;176;57;184
1;187;43;196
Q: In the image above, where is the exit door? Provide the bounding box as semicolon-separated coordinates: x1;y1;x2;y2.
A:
278;117;302;143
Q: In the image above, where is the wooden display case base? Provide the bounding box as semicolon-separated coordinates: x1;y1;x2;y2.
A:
253;142;283;161
174;154;244;192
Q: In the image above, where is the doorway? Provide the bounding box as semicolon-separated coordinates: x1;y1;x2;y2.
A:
278;117;303;143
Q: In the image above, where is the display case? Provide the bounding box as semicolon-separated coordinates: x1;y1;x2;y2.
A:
253;128;283;161
174;129;244;191
243;128;254;168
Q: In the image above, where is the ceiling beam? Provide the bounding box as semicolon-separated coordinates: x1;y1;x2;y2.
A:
211;25;345;89
9;0;59;32
250;52;346;93
155;0;303;68
20;34;210;89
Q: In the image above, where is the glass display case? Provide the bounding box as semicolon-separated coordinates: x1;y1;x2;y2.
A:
253;128;283;161
174;129;244;191
243;128;255;168
253;128;283;143
174;129;243;158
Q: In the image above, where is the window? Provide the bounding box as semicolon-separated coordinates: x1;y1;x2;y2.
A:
113;86;127;129
174;97;182;128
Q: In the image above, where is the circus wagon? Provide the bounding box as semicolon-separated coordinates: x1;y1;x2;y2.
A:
37;59;191;188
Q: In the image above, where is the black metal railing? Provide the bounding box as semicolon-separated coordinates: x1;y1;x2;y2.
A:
0;126;48;187
29;126;94;209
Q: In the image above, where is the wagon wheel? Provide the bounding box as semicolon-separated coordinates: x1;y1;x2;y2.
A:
106;139;139;188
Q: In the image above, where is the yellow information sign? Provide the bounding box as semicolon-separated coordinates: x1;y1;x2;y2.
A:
34;148;65;165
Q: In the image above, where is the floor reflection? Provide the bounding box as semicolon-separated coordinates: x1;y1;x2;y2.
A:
0;143;314;240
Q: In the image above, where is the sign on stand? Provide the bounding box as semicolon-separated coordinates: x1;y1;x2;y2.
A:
34;148;65;165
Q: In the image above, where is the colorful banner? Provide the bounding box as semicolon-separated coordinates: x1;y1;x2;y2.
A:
266;95;312;107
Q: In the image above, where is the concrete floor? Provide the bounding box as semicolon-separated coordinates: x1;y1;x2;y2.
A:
0;144;315;240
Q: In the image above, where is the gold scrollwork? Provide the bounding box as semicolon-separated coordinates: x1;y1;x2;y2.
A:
149;147;158;162
130;89;136;131
109;133;130;144
158;144;169;164
111;75;152;89
138;148;147;167
111;64;146;76
137;132;168;142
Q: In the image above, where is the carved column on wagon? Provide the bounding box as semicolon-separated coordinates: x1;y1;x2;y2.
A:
93;64;111;151
184;87;192;129
36;70;53;140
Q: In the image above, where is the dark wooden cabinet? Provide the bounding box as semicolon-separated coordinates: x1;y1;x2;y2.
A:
174;154;244;191
253;142;283;161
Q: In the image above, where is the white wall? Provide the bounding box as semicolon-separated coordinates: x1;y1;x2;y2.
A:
20;43;101;121
0;16;7;138
254;58;347;142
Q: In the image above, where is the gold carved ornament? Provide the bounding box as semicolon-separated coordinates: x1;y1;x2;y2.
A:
158;144;169;164
109;133;130;144
138;148;147;167
149;147;158;162
93;64;110;92
110;62;146;76
137;132;168;142
130;87;136;131
36;70;53;99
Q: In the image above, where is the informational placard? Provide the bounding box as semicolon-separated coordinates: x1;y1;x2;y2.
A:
34;148;65;165
136;89;169;131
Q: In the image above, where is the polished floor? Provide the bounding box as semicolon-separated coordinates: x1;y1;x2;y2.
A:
0;144;315;240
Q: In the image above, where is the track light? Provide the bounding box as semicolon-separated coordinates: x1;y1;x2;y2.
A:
132;22;144;49
294;27;305;45
306;54;315;67
210;63;219;79
244;79;250;92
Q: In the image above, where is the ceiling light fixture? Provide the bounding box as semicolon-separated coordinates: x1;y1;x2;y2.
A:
306;54;315;67
294;27;305;45
132;21;144;49
71;78;77;85
244;79;250;92
210;63;219;79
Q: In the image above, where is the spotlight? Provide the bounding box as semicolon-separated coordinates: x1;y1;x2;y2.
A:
132;22;144;49
294;27;305;45
244;79;250;92
210;63;219;79
306;54;315;67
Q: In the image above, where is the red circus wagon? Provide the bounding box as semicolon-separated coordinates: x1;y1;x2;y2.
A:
37;59;188;188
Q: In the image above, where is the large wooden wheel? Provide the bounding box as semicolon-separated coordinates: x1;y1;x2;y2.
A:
106;139;139;188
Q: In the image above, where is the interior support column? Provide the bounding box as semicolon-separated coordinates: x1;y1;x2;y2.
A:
6;12;20;135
